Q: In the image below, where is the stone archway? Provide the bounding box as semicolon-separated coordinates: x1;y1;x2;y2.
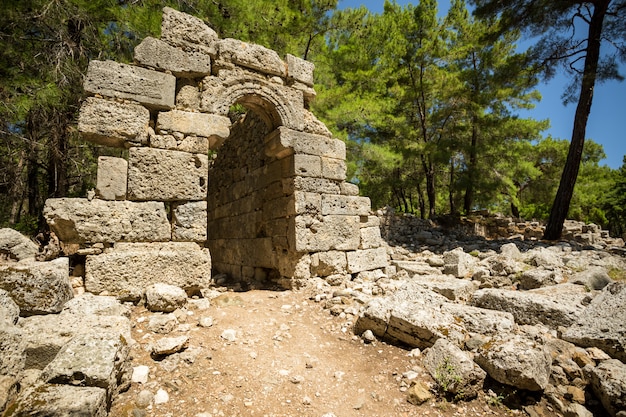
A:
42;7;388;297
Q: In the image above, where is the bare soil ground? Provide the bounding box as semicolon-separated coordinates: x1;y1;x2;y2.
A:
109;287;552;417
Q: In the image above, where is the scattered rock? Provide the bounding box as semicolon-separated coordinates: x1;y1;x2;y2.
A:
406;381;432;405
145;283;188;313
586;359;626;416
151;336;189;357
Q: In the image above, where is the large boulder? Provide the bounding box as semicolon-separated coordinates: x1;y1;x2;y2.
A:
586;359;626;417
0;289;19;325
569;266;613;290
0;322;25;377
411;274;478;302
85;242;211;302
0;258;72;316
0;228;38;261
423;338;486;400
562;282;626;362
6;383;108;417
475;333;551;391
471;286;587;329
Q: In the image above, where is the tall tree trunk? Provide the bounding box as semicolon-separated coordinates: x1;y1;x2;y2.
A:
449;157;456;215
421;155;436;218
464;118;478;214
544;1;608;240
8;150;26;224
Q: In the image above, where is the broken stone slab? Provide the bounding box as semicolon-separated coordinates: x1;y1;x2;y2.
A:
147;313;178;334
443;247;477;278
516;267;561;290
161;6;218;55
85;242;211;302
475;333;552;391
470;286;587;329
359;226;382;250
410;274;479;302
40;330;131;404
392;260;443;276
423;338;486;400
96;156;128;201
217;38;286;77
0;228;39;261
346;247;388;274
18;311;132;370
7;383;108;417
43;198;171;244
562;282;626;362
569;266;613;290
286;54;315;86
585;359;626;417
78;97;150;148
84;60;176;110
145;283;188;313
151;335;189;357
156;109;230;141
0;322;25;377
442;303;515;336
0;258;72;316
0;289;19;325
134;36;211;77
61;293;131;318
172;201;207;242
264;127;346;160
127;147;209;201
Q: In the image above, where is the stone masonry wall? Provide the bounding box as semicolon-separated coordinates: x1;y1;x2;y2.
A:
42;7;387;295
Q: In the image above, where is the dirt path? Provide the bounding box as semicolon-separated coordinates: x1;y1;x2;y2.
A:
109;288;523;417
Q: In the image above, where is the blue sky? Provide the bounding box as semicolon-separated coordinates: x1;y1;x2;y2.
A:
337;0;626;169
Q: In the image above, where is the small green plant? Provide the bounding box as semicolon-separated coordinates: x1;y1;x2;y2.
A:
486;392;505;407
608;268;626;281
469;250;480;257
434;357;462;394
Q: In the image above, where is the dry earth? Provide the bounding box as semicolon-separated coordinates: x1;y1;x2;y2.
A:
109;287;557;417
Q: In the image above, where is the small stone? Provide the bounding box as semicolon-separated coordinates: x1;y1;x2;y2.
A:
290;375;304;384
198;316;214;328
151;336;189;356
220;329;236;342
135;390;153;408
302;396;312;405
407;381;432;405
132;366;150;384
154;389;169;404
361;329;376;343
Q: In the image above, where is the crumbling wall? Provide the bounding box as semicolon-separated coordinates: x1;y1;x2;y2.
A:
43;7;387;295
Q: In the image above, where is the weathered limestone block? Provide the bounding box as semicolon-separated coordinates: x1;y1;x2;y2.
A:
392;260;442;276
424;338;486;400
322;157;347;180
411;274;478;302
443;247;477;278
285;154;322;178
61;293;131;318
0;375;18;414
587;359;626;416
84;60;176;109
78;97;150;148
127;147;208;201
291;192;321;216
321;195;370;216
562;282;626;362
134;36;211;77
175;80;202;110
442;303;515;336
96;156;128;201
310;251;348;276
0;322;25;377
302;109;332;137
0;228;39;261
286;54;314;86
0;258;72;316
360;226;382;249
340;181;360;196
145;283;188;313
18;312;131;370
172;201;207;242
291;215;360;252
156;109;231;141
218;38;286;77
0;289;19;325
471;287;587;330
475;333;552;391
200;68;304;132
43;198;171;244
40;330;131;403
517;268;560;290
282;177;341;195
161;7;218;55
264;127;346;160
346;247;388;274
85;242;211;301
7;383;108;417
151;335;189;357
570;266;613;290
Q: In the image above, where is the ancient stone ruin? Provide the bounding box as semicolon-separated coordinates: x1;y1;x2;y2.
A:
42;7;386;298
